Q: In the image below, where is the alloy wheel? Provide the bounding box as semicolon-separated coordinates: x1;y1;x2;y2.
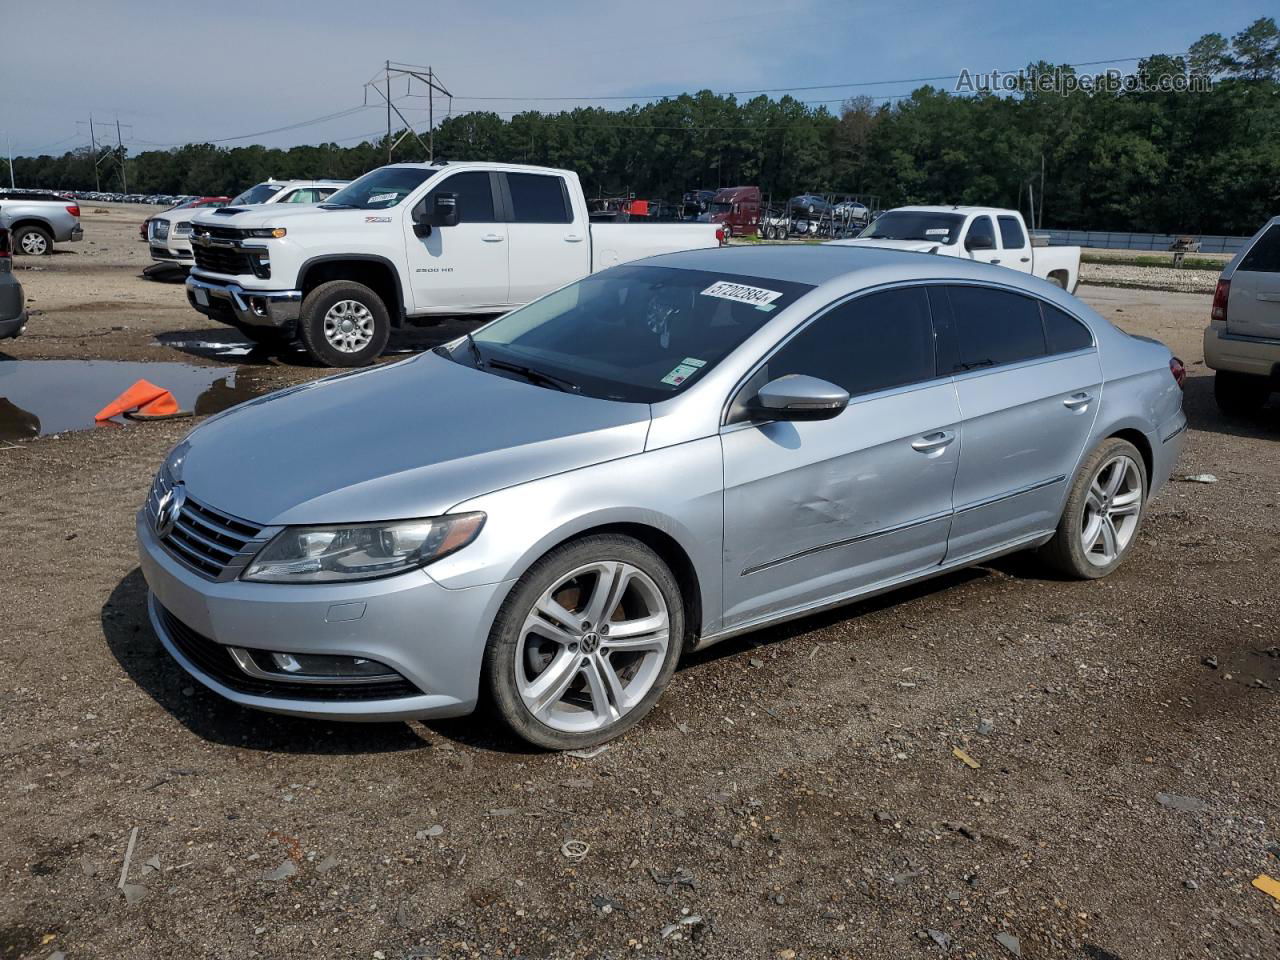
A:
20;231;48;255
322;300;375;353
515;560;670;734
1080;455;1142;566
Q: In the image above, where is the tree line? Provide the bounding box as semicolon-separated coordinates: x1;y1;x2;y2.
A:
8;17;1278;236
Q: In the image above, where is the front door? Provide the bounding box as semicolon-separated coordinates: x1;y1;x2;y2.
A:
933;284;1102;561
721;286;961;628
405;170;509;311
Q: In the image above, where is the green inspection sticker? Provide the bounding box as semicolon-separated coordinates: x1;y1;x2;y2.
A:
661;363;702;386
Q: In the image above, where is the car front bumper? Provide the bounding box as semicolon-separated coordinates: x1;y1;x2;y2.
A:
186;275;302;329
137;510;511;722
1203;323;1280;379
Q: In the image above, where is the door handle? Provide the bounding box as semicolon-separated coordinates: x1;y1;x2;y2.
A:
481;233;505;242
1063;392;1093;410
1020;256;1031;263
989;258;1001;264
911;430;956;453
564;234;584;243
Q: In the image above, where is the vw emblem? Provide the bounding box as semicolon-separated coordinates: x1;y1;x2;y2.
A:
154;484;186;538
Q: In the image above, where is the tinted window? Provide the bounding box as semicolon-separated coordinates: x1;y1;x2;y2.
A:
429;172;495;223
945;285;1046;370
1239;224;1280;273
997;215;1026;249
507;173;571;224
765;288;936;396
1042;303;1093;354
966;216;996;250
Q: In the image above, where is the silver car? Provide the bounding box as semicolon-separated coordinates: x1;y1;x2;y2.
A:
137;246;1186;749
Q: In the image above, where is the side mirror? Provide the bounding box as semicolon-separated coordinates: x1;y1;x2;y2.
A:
754;374;849;421
414;192;458;237
965;232;995;251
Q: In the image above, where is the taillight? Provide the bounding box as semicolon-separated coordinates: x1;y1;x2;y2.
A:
1170;356;1186;390
716;227;726;246
1210;279;1229;323
66;205;81;218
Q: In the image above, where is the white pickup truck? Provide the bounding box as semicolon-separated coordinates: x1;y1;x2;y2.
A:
829;205;1081;293
186;161;726;365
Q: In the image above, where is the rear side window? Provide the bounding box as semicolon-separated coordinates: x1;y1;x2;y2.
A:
997;216;1026;249
1238;224;1280;273
944;285;1046;370
1042;303;1093;354
765;287;936;397
507;173;572;224
428;172;496;223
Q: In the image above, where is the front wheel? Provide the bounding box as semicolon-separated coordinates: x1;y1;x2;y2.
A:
298;280;390;367
484;535;684;750
1040;438;1147;579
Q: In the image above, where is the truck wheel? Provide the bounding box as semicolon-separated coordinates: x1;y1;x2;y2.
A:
1214;371;1270;416
298;280;390;367
14;225;54;256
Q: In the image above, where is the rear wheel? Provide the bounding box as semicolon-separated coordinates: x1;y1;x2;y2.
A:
484;534;684;750
298;280;390;367
1214;370;1270;416
14;225;53;256
1040;438;1147;579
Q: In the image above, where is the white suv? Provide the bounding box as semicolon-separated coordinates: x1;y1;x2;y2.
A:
148;179;347;267
1204;216;1280;414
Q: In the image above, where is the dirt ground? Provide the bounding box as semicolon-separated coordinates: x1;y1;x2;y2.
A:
1;205;1278;960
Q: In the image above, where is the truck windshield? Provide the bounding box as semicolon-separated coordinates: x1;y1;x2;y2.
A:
858;211;966;244
321;167;438;210
446;265;814;403
231;183;284;205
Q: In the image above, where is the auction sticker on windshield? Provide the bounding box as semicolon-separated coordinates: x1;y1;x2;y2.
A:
661;359;705;386
701;281;784;309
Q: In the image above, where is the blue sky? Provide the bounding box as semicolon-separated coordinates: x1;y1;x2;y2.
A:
4;0;1275;156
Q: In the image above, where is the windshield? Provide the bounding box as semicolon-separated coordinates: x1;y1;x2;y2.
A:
450;265;814;403
321;166;438;210
231;183;284;205
859;211;965;244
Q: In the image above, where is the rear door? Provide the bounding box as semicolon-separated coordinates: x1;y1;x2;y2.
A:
501;172;589;304
1227;221;1280;339
996;215;1034;273
720;286;961;627
405;170;509;310
936;284;1101;561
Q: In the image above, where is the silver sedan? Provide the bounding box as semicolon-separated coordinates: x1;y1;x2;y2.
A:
137;245;1187;749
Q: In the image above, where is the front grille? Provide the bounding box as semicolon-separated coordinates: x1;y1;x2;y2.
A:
192;240;254;276
158;604;421;701
193;223;244;240
146;472;267;580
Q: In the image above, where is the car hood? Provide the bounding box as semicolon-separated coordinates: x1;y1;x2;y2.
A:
178;351;652;526
827;238;952;254
191;204;354;229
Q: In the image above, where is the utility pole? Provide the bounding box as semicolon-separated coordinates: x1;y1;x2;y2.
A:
6;137;13;189
366;62;450;162
386;59;392;163
1038;153;1045;231
115;114;127;192
89;117;100;191
428;66;434;162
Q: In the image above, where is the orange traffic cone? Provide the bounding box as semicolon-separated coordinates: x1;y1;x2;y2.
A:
94;379;182;421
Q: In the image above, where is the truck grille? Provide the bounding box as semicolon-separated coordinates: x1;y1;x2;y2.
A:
192;240;254;276
146;471;268;581
157;603;422;702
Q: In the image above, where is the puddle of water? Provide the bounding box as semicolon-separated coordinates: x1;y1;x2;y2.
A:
0;359;263;440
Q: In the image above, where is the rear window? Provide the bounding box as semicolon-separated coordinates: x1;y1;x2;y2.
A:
506;173;572;224
1238;224;1280;273
998;215;1026;249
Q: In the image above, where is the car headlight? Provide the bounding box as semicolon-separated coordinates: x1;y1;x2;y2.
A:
173;221;193;237
246;227;287;239
242;513;485;583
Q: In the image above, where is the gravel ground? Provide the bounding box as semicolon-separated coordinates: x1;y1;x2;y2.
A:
1;207;1278;960
1079;262;1220;294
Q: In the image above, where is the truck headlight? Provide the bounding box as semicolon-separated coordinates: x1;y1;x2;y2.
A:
246;227;287;239
242;513;485;583
173;222;193;237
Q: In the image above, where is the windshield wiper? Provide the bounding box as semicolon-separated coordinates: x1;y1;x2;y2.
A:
462;332;484;368
486;358;579;393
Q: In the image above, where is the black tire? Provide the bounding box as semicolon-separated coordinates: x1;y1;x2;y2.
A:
1214;370;1270;416
13;224;54;256
1040;437;1148;579
297;280;390;367
235;323;295;347
483;534;685;750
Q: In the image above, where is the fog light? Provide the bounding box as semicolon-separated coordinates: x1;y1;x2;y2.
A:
265;651;396;679
250;296;270;317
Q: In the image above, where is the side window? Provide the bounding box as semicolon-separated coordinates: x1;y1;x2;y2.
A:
997;215;1026;249
763;288;936;397
274;190;299;204
1042;303;1094;354
316;187;339;201
428;172;496;223
965;216;996;251
507;173;572;224
282;188;319;204
1238;224;1280;273
945;285;1046;370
